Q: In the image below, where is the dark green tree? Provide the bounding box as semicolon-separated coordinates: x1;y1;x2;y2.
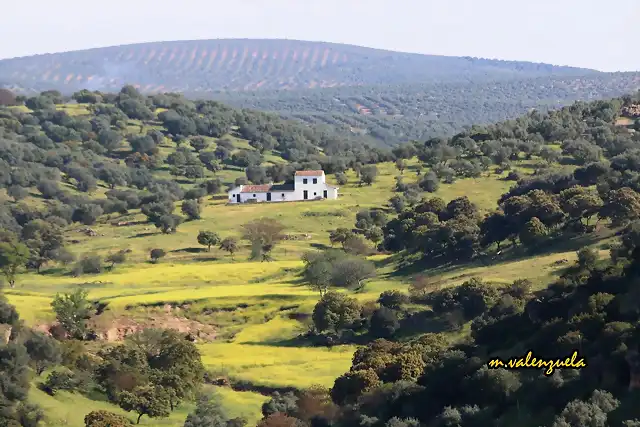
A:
105;250;127;270
84;410;131;427
360;165;378;186
0;239;30;288
197;231;220;252
182;199;202;220
118;385;171;424
150;249;166;263
23;331;62;375
51;288;94;340
219;237;239;259
241;218;286;261
312;292;361;334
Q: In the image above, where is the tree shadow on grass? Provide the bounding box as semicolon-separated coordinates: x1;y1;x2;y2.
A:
170;247;206;254
37;267;68;276
251;294;305;303
128;232;156;239
239;336;312;348
490;228;614;266
310;243;331;250
191;256;222;262
385;228;615;281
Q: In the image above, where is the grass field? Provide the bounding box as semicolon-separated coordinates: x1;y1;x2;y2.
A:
30;385;267;427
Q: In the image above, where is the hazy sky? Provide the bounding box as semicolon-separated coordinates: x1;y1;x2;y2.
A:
2;0;638;71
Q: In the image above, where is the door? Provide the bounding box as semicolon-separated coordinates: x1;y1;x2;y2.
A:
303;190;308;200
323;190;328;199
266;193;271;202
236;194;241;203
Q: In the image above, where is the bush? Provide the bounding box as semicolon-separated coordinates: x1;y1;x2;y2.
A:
72;254;103;276
335;173;348;186
369;307;399;339
505;171;521;181
419;172;440;193
182;199;201;220
201;178;222;195
150;248;166;263
343;235;370;256
105;250;127;270
378;290;409;310
84;410;132;427
15;403;45;427
7;185;29;201
41;368;79;395
185;187;207;200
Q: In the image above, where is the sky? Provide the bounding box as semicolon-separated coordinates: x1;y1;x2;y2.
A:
1;0;638;72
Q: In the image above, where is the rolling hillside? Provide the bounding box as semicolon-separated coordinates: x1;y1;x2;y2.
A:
3;86;640;426
0;39;598;94
214;73;640;145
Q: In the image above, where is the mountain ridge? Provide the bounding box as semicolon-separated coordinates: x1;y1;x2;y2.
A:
0;38;599;94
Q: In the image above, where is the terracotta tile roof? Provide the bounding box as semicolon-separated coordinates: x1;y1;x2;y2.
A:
295;170;324;176
240;184;272;193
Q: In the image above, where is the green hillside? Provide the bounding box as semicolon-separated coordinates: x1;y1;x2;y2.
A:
2;86;640;426
0;39;596;94
215;73;640;146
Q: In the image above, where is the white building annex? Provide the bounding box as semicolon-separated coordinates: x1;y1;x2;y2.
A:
227;170;339;204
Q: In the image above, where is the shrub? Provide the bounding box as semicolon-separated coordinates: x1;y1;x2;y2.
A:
335;173;348;186
84;410;132;427
182;199;201;220
72;254;103;276
150;249;166;263
41;368;79;395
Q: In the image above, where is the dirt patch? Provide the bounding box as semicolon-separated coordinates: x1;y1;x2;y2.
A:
90;311;216;342
35;309;216;343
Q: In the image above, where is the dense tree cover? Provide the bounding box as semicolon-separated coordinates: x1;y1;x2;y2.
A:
217;74;640;147
0;85;396;279
3;77;640;427
374;91;640;267
257;90;640;426
98;328;205;423
273;220;640;426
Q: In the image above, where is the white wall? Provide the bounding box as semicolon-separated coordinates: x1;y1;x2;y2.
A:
227;174;339;203
228;188;298;203
326;187;339;200
228;190;269;203
293;174;329;201
228;186;242;203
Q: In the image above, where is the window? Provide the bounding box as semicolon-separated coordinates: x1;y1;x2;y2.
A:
253;194;256;197
281;193;285;197
314;192;317;196
313;178;318;184
303;179;308;184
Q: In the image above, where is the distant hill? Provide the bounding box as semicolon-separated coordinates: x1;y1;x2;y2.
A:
215;73;640;146
0;39;599;94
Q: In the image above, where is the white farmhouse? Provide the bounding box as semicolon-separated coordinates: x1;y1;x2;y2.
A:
227;170;339;204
